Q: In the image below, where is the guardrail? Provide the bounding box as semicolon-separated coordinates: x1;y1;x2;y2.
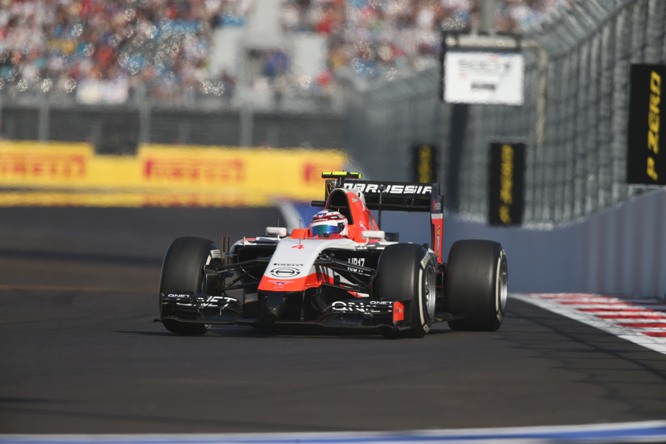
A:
382;189;666;299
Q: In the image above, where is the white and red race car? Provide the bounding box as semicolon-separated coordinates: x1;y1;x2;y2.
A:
159;172;508;338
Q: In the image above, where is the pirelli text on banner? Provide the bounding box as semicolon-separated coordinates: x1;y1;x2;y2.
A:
488;142;525;226
627;64;665;186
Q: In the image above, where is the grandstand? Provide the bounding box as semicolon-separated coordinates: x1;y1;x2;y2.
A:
0;0;563;106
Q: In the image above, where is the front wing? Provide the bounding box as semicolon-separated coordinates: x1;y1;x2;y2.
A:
160;291;410;331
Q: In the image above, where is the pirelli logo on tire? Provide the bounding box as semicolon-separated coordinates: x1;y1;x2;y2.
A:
488;142;525;226
627;64;665;186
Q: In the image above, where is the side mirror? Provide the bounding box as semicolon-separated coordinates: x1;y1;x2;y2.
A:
361;230;385;240
266;227;288;238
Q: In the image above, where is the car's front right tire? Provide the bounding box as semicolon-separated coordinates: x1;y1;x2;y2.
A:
375;243;437;338
159;236;216;335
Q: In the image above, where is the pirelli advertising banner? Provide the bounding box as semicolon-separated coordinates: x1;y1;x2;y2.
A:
0;142;347;206
488;142;525;226
627;64;666;186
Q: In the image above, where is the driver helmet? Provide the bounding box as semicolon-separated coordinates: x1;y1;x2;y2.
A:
310;210;348;237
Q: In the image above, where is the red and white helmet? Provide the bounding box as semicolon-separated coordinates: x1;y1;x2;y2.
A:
310;210;348;237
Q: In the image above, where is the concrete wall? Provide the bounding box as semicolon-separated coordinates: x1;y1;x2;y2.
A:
383;189;666;299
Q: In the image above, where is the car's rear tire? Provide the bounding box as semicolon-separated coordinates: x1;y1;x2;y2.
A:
375;243;437;338
159;236;216;335
446;240;508;331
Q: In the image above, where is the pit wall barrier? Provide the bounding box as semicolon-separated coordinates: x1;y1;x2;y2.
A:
0;141;347;207
380;189;665;299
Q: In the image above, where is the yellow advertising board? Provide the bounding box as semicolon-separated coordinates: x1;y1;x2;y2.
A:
0;141;348;206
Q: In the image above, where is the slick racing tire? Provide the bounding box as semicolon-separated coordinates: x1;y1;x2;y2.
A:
159;236;216;336
446;240;508;331
375;243;437;339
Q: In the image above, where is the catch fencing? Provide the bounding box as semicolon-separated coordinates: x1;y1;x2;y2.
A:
0;98;345;154
346;0;666;226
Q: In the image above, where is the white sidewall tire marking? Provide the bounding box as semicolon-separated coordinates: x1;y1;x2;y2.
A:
495;250;507;322
418;268;425;327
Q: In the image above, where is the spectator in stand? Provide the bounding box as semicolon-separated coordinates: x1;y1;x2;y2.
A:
211;0;254;28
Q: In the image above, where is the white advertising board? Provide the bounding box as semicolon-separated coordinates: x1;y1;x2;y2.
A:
444;51;524;105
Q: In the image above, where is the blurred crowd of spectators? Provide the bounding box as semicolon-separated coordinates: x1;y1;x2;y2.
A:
0;0;244;104
0;0;565;105
283;0;566;82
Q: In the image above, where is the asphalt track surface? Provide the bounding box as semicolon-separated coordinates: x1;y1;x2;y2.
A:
1;207;666;435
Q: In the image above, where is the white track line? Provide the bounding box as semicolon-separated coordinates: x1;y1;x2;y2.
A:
2;420;666;443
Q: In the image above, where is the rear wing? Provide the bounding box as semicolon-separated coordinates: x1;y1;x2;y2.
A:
313;172;445;264
339;180;435;212
313;171;442;212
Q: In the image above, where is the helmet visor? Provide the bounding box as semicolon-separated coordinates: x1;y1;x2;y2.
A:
311;223;342;237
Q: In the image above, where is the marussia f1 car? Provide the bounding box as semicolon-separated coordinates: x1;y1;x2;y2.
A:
159;172;508;338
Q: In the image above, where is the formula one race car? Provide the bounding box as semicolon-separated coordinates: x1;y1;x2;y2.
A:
159;172;508;338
